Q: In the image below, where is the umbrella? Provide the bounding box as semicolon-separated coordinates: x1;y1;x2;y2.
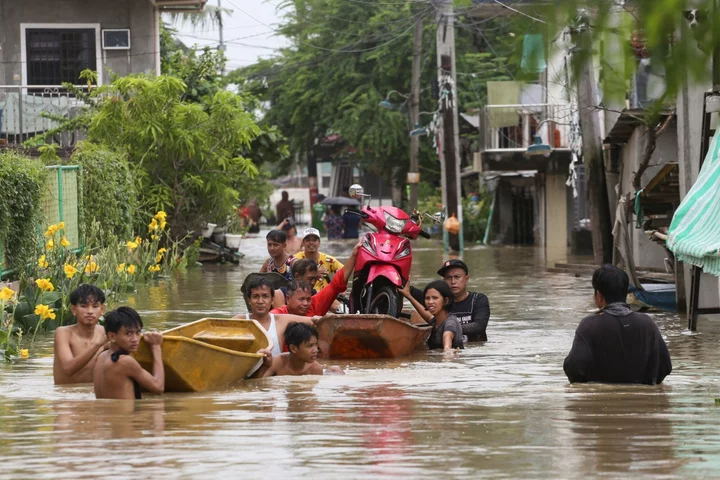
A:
320;197;361;206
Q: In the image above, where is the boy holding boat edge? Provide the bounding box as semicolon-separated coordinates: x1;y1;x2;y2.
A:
94;307;164;400
261;322;344;377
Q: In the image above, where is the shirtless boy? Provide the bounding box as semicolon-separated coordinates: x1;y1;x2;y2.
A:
94;307;164;400
54;284;108;385
233;279;320;376
261;322;344;377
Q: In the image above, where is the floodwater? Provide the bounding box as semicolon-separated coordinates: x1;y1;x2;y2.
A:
2;235;720;479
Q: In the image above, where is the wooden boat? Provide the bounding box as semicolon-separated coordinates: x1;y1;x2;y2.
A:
134;318;271;392
314;314;431;359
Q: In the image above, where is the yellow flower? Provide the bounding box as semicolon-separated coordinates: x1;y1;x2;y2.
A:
126;240;138;251
34;304;56;320
44;224;59;237
148;218;159;232
84;261;99;274
19;349;29;359
0;287;15;301
60;236;71;248
127;264;137;275
160;220;167;230
35;278;55;292
154;211;167;221
46;239;55;250
151;235;159;241
135;236;143;245
57;222;65;230
158;248;167;255
148;265;161;273
116;263;126;273
155;253;163;264
64;264;79;279
38;255;49;269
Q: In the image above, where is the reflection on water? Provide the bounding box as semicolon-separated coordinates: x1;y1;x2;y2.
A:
3;235;720;478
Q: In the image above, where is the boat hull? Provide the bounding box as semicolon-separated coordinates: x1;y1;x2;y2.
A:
315;314;431;359
134;318;270;392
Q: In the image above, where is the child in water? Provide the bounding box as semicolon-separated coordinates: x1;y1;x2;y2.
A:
261;322;344;377
400;280;464;353
93;307;164;400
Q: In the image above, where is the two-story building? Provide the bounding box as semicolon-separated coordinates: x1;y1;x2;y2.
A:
0;0;206;146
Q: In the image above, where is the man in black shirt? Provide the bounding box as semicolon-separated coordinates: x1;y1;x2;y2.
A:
410;259;490;342
563;265;672;385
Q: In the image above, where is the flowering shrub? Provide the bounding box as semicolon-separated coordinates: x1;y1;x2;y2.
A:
0;211;186;360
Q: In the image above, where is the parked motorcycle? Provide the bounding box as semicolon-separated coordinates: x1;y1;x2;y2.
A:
345;184;443;316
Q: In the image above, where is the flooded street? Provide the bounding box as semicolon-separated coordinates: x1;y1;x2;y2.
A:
2;235;720;478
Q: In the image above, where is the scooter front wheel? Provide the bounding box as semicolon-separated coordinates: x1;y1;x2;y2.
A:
368;284;400;317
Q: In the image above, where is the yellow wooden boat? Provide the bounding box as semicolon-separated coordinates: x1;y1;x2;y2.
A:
133;318;271;392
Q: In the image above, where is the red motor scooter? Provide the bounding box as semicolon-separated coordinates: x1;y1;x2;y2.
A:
344;184;443;316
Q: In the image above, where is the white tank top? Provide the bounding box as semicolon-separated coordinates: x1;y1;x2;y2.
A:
246;314;281;356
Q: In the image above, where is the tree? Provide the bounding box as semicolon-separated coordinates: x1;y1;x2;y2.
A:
234;0;521;200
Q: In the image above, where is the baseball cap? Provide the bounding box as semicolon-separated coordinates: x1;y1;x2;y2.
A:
437;259;468;276
302;227;321;240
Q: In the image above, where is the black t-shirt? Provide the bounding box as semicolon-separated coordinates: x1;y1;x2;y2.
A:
563;311;672;385
411;287;490;342
427;314;464;350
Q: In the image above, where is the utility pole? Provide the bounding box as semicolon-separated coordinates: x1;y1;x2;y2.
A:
572;17;612;265
218;0;226;75
408;14;423;211
435;0;463;253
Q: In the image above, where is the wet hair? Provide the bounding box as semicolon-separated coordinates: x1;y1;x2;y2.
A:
331;205;342;215
423;280;453;311
69;284;106;305
104;306;143;334
292;258;318;278
592;264;629;304
247;278;275;298
266;230;287;243
285;322;318;348
286;280;313;298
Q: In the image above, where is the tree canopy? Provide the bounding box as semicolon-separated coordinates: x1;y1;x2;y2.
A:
235;0;523;190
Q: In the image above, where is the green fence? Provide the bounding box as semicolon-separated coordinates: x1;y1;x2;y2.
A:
1;165;82;277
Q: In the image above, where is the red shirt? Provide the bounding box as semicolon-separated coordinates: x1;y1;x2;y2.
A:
271;267;347;316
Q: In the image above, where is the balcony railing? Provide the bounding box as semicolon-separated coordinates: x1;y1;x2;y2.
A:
0;85;89;148
481;103;573;152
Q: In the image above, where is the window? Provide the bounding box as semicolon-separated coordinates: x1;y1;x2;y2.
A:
26;29;97;85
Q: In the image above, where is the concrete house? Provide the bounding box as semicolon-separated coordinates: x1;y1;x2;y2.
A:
0;0;206;146
0;0;206;85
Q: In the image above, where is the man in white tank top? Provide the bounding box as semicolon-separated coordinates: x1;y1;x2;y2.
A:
234;278;320;378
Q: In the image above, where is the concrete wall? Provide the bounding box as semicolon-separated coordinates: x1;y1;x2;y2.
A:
0;0;158;85
545;173;569;266
676;73;720;314
615;122;678;270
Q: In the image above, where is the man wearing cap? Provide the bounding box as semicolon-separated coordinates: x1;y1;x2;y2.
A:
410;259;490;342
293;228;344;291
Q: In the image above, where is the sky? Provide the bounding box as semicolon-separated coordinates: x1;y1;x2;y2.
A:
169;0;289;72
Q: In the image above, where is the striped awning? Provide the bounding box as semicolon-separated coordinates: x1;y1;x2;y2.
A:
667;129;720;275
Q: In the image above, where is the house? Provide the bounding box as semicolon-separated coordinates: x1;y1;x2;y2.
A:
0;0;206;146
466;4;582;266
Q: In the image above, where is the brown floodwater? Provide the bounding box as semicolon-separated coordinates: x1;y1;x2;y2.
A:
2;235;720;478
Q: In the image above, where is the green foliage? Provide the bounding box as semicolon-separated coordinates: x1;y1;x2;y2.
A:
81;74;261;234
462;193;492;244
70;142;138;244
235;1;521;192
0;152;46;273
555;0;719;106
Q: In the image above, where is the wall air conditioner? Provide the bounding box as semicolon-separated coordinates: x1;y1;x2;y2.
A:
102;29;131;50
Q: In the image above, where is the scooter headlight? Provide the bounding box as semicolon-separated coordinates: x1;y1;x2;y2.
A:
383;211;407;233
394;246;411;259
362;236;376;254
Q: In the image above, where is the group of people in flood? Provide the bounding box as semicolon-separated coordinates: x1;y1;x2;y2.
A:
52;224;672;401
